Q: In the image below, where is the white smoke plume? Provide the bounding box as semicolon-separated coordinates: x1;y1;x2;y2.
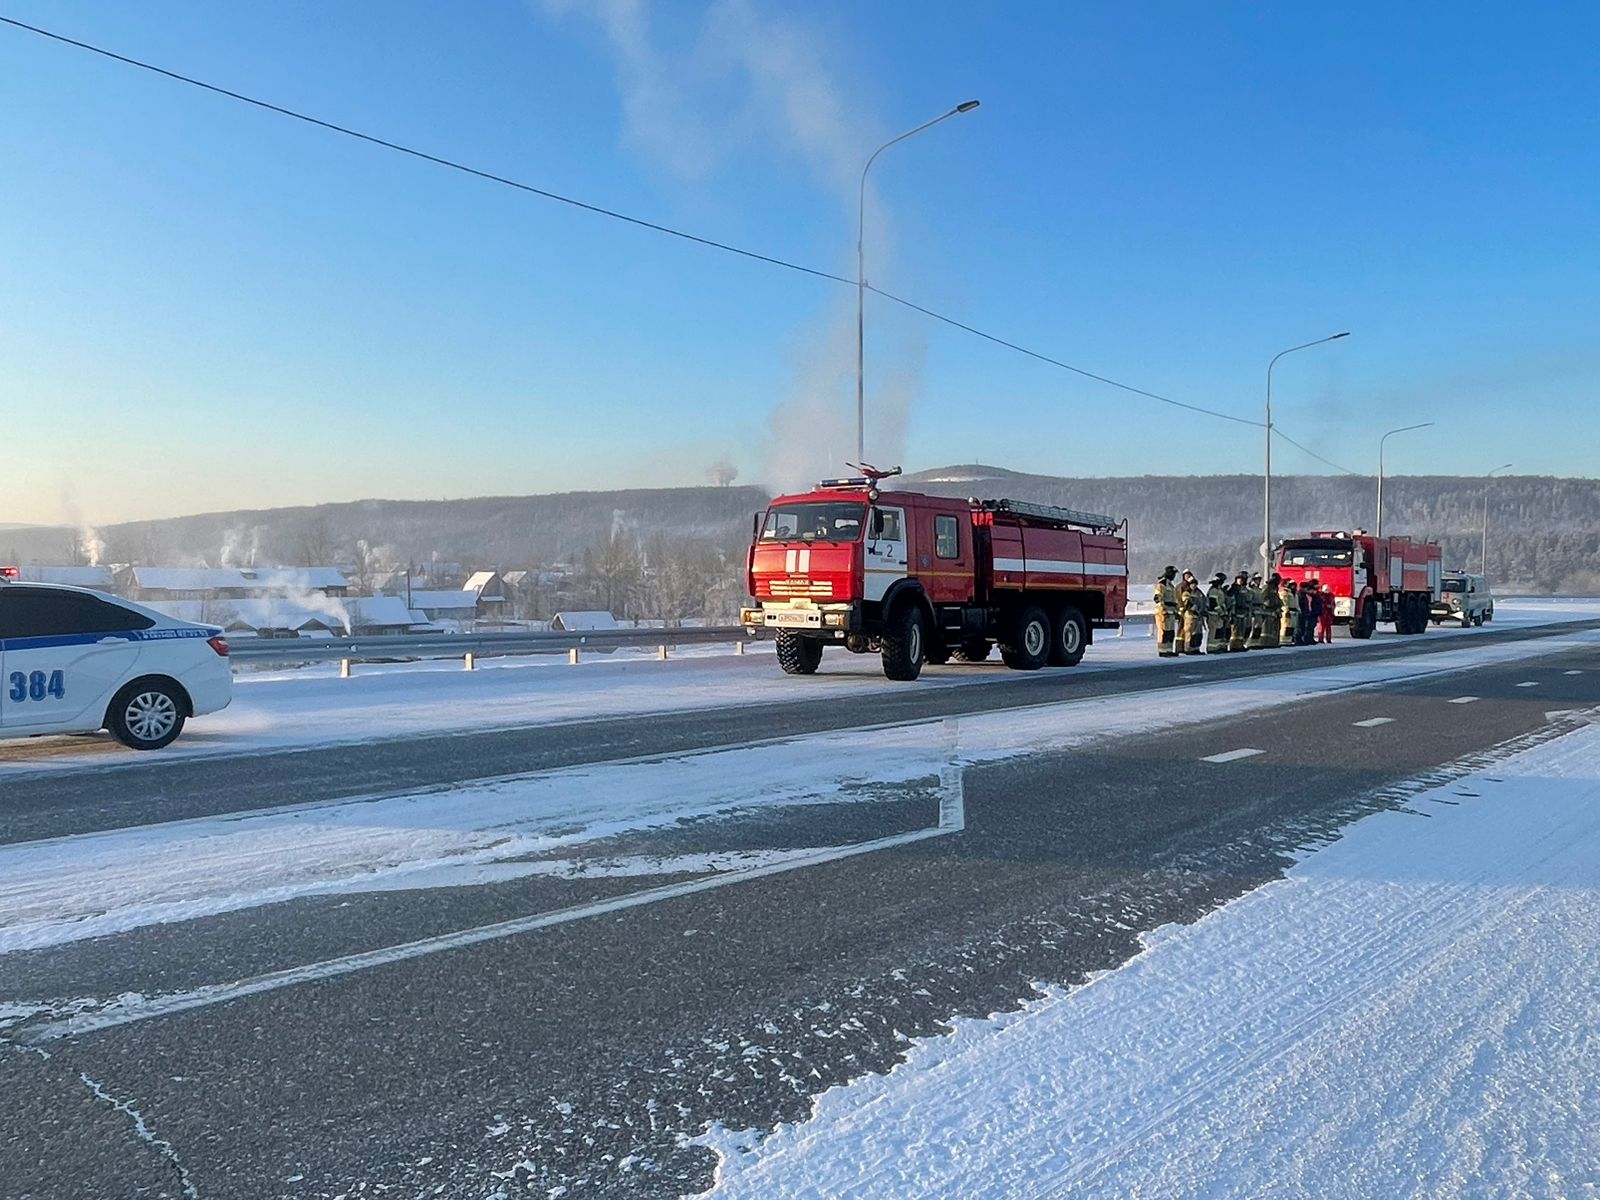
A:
79;526;106;567
543;0;925;487
218;526;263;568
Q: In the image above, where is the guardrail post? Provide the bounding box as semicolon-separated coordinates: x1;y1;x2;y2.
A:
735;640;745;655
339;658;352;679
657;644;668;660
569;648;580;665
464;652;476;671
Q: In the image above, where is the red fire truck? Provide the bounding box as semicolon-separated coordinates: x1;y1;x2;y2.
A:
741;468;1129;681
1275;529;1443;638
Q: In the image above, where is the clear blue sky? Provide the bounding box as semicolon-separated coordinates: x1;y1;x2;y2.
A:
2;1;1596;524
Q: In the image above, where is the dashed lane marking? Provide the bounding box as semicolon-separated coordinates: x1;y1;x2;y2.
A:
1564;670;1584;676
1516;681;1540;688
1352;717;1396;728
1449;696;1480;704
1201;748;1264;764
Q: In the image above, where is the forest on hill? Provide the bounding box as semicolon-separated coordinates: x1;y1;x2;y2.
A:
7;470;1598;602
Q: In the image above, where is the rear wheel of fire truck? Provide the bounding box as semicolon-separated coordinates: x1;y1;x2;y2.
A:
1000;606;1051;671
880;604;926;681
953;638;992;663
1349;599;1375;639
776;632;823;675
1049;606;1088;667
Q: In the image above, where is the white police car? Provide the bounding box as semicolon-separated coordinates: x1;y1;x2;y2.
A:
0;576;232;750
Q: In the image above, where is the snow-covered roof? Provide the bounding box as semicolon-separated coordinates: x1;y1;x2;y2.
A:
550;610;619;631
17;565;116;589
125;565;348;592
217;599;349;633
406;590;481;613
348;595;416;629
127;567;252;592
501;570;531;587
238;567;349;591
463;570;499;591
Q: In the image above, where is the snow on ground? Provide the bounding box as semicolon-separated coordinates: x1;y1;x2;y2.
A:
699;718;1600;1200
2;627;1597;954
1;599;1595;775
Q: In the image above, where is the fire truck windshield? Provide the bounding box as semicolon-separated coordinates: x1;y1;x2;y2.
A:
760;502;865;543
1280;541;1353;568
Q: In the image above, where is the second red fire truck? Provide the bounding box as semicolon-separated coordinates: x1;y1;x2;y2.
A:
741;468;1129;681
1275;529;1443;637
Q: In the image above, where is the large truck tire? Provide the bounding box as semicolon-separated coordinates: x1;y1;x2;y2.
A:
880;604;926;681
776;632;823;675
1049;605;1088;667
1000;606;1051;671
953;639;991;663
1349;599;1375;639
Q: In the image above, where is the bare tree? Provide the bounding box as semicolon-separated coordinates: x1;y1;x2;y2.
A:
298;517;337;568
346;537;384;596
64;529;89;566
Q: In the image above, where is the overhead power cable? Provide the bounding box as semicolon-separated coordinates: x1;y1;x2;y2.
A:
866;284;1261;427
6;13;1345;445
0;14;853;287
1271;428;1360;475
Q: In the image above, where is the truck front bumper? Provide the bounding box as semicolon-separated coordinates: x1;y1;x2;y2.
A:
741;601;861;637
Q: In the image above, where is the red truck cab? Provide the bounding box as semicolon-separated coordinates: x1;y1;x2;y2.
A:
1276;529;1442;637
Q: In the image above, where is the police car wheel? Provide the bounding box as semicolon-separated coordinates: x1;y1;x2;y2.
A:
108;680;187;751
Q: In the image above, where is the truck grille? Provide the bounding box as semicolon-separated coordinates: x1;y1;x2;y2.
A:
768;577;834;597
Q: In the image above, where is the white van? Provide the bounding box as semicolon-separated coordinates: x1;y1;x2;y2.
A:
1433;571;1494;627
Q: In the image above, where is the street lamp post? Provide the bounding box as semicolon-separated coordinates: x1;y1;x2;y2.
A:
1376;422;1434;539
1482;463;1513;574
856;100;980;462
1264;332;1349;576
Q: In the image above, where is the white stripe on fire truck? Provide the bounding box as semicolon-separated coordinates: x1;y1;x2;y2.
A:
990;557;1128;576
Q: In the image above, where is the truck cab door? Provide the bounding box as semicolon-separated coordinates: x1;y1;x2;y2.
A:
864;506;907;601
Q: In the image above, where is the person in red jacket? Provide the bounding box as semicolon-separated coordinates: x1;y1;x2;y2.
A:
1317;581;1336;643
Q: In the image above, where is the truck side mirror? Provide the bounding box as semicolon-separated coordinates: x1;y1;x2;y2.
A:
869;510;884;538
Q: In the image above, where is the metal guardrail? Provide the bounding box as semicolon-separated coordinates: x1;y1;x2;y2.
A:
226;625;757;669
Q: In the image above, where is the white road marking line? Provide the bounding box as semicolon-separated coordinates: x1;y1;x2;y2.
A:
1516;681;1540;688
19;734;970;1045
1352;717;1396;728
1449;696;1479;704
1564;670;1584;676
1201;748;1264;764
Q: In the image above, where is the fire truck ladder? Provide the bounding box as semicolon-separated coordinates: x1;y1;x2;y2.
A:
981;498;1122;534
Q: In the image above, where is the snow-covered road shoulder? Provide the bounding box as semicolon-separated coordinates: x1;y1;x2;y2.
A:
700;715;1600;1198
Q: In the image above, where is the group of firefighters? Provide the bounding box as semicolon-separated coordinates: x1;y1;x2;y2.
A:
1152;565;1336;657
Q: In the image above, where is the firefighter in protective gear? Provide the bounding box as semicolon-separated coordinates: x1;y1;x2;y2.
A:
1178;576;1204;655
1154;565;1179;657
1261;573;1284;648
1228;573;1251;652
1180;570;1205;654
1245;573;1266;648
1280;578;1298;645
1206;572;1229;652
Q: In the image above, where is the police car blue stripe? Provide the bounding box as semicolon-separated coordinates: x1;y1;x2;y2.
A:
0;628;216;652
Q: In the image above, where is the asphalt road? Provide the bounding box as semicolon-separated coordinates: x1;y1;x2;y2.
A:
2;616;1595;846
2;628;1596;1199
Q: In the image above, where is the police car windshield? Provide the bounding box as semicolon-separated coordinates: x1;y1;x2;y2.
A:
1280;541;1352;568
761;502;865;543
1442;578;1466;592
